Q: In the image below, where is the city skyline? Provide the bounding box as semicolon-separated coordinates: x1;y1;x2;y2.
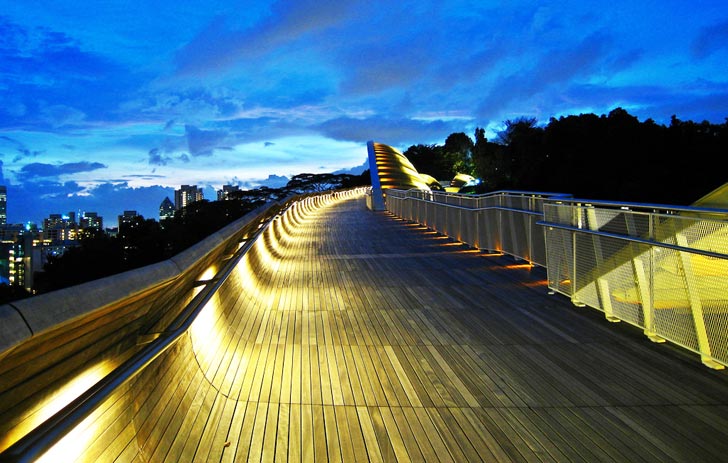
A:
1;1;727;224
0;181;259;227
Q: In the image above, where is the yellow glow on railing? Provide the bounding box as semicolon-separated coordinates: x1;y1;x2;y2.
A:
190;291;224;375
193;265;218;298
0;360;114;456
255;233;281;273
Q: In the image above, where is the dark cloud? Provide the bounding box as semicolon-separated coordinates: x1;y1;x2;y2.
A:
185;124;230;156
18;161;106;180
0;135;44;161
148;148;172;166
692;20;728;59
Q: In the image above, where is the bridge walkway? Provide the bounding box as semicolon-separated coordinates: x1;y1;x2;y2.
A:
95;195;728;462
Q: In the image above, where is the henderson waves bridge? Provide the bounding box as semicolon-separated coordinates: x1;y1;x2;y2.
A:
2;142;728;462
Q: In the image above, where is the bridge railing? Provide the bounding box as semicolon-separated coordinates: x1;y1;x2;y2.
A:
385;188;728;369
385;189;571;266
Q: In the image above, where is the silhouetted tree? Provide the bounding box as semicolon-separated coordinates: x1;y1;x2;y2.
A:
403;144;450;180
443;132;475;176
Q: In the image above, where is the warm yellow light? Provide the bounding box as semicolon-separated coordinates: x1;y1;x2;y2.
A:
193;265;218;298
504;263;535;270
36;413;99;463
0;360;114;456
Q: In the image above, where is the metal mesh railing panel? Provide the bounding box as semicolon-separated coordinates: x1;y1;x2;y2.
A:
544;226;573;296
529;215;547;266
460;209;478;246
501;209;530;261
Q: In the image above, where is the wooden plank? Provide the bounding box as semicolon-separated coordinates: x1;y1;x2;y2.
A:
378;407;411;463
220;401;250;463
300;404;315;463
246;402;268;463
312;404;329;463
288;404;301;463
355;407;383;463
323;405;342;463
274;403;289;463
334;406;356;463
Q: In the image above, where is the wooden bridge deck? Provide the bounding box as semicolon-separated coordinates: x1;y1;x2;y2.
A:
103;195;728;462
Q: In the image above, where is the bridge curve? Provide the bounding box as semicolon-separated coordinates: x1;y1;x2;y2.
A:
2;190;728;462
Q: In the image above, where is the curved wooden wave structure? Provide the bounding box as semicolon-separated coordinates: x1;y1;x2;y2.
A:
0;190;363;461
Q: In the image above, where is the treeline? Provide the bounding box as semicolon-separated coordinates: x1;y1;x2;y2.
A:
32;172;369;294
405;108;727;205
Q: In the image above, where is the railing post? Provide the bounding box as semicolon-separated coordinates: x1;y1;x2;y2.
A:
584;207;619;321
625;213;663;342
675;232;724;370
570;204;585;307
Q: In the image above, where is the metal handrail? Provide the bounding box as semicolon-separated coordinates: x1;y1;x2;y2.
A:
546;197;728;216
389;192;542;214
538;220;728;261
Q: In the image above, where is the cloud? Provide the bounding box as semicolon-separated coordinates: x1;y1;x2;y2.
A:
148;148;170;166
477;31;641;118
40;104;87;128
174;0;367;75
124;174;168;180
185;124;230;156
18;161;107;180
316;116;458;145
259;174;289;188
0;16;139;130
692;20;728;59
0;135;45;161
140;87;246;121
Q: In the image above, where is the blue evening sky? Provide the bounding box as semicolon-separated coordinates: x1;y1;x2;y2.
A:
1;0;727;225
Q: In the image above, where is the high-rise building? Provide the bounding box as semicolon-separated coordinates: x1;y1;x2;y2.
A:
118;210;139;229
159;197;175;221
80;212;103;230
118;211;141;241
42;213;79;243
174;185;203;210
8;234;33;291
217;184;240;201
0;185;6;225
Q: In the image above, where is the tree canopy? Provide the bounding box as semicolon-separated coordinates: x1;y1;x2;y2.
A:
405;108;727;205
